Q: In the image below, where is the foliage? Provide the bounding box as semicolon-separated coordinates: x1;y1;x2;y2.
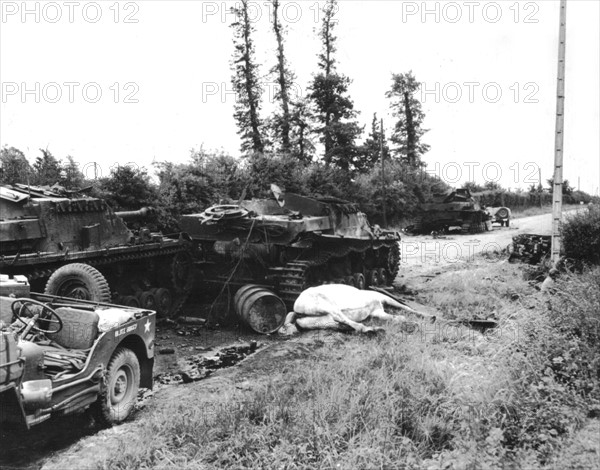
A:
561;204;600;266
386;71;430;167
0;146;32;184
267;0;294;153
32;148;62;186
288;98;316;163
354;161;449;226
357;113;389;173
302;161;352;200
154;148;244;233
95;165;156;212
61;155;86;189
547;178;575;195
240;152;306;198
309;0;363;172
230;0;264;155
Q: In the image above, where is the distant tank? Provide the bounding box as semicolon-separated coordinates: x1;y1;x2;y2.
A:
0;184;193;316
408;188;492;234
180;185;401;310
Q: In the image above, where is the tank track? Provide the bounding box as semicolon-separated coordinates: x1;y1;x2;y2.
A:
19;245;190;317
460;222;488;234
271;240;400;309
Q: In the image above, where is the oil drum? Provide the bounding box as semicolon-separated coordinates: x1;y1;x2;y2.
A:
234;285;287;334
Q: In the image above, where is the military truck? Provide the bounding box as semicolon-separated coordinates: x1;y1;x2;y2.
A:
180;185;401;311
0;275;155;429
0;184;193;316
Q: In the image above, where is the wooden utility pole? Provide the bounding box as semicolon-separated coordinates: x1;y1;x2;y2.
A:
551;0;567;265
539;167;543;209
380;118;387;228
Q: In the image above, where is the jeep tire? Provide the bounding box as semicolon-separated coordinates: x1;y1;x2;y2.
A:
94;347;140;426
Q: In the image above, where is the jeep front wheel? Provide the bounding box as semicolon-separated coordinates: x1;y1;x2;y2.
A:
95;347;140;426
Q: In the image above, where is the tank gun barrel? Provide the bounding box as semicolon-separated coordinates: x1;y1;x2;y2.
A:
115;207;154;221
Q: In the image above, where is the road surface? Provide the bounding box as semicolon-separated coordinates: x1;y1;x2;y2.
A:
400;209;579;267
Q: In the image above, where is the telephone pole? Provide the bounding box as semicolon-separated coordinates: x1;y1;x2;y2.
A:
551;0;567;265
380;118;387;228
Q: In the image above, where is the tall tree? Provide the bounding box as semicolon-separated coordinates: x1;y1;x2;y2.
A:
0;146;31;184
289;97;315;163
386;71;430;167
230;0;264;155
309;0;362;171
269;0;294;153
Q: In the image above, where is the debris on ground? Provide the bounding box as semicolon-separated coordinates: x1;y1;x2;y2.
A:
509;233;551;264
155;341;261;386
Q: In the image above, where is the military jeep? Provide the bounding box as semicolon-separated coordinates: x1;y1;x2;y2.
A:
0;275;155;429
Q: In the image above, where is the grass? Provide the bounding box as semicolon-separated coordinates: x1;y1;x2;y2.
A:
46;261;599;470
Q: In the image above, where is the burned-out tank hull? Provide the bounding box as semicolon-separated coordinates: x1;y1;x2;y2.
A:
180;187;401;309
0;184;192;316
409;188;492;234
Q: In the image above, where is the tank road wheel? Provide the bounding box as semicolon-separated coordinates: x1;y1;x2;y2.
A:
344;276;355;287
138;291;157;311
45;263;111;303
94;347;140;426
386;243;400;283
366;269;380;287
353;273;366;290
152;288;173;316
377;268;388;286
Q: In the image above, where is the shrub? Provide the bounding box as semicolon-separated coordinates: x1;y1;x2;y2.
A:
561;205;600;266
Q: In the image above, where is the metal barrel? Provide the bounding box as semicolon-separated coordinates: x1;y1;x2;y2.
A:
234;285;287;334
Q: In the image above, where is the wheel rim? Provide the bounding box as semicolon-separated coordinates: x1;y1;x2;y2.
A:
110;366;132;406
354;274;366;290
58;281;91;300
155;289;172;311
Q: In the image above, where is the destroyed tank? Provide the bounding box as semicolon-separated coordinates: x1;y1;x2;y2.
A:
408;188;492;234
0;184;193;316
179;185;401;309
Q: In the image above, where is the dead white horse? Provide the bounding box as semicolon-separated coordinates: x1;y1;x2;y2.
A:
279;284;417;335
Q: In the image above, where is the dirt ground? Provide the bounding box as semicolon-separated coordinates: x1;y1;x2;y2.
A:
0;209;589;470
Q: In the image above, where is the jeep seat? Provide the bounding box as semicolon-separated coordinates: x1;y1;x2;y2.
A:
47;307;99;350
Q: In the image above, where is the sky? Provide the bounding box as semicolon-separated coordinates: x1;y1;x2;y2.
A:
1;0;599;194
